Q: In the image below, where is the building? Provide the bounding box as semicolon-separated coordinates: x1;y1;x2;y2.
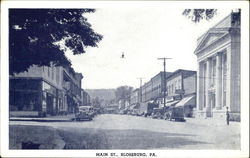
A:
165;69;196;117
175;73;197;117
9;64;83;117
81;89;91;106
130;88;140;107
194;11;240;120
118;99;130;110
142;81;152;102
141;72;172;103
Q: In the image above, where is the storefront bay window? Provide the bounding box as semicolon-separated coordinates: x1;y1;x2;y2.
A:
9;79;40;111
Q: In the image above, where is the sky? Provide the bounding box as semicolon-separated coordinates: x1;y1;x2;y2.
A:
65;8;232;89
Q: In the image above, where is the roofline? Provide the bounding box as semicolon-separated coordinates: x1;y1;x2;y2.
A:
194;28;229;55
197;12;232;42
166;69;196;80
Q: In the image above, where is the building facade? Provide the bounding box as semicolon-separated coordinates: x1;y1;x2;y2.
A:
166;69;196;101
141;72;172;103
175;72;197;117
81;89;91;106
194;11;240;120
165;69;197;116
130;88;140;106
10;64;83;117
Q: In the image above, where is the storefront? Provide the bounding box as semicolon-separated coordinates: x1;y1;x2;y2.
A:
10;78;64;117
9;78;42;117
175;95;196;117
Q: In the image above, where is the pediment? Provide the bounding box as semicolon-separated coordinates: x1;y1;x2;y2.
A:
194;29;228;54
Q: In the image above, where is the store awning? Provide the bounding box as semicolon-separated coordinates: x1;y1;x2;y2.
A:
146;100;154;104
165;100;180;107
175;95;195;107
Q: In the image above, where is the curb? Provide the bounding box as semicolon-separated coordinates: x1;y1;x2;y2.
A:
9;118;74;122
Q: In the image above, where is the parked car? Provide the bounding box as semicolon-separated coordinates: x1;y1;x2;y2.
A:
75;106;94;121
131;109;139;116
164;106;185;122
152;108;164;119
140;102;159;117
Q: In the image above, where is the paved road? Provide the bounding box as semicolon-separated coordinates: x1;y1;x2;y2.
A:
9;114;240;149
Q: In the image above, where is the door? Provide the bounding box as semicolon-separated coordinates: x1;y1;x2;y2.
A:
46;93;54;115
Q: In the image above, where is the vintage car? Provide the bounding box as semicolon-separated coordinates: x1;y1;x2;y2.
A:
164;106;185;122
75;106;94;121
151;108;164;119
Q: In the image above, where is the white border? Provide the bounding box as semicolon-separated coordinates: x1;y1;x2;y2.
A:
1;1;249;158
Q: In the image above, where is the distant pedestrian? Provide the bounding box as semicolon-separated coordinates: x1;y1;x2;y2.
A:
226;107;230;125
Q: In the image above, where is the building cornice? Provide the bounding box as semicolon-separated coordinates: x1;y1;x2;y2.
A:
197;40;231;63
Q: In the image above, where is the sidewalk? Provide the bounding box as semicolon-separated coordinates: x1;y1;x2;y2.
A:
9;114;75;122
185;117;240;127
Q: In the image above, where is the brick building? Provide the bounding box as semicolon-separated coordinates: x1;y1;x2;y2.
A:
165;69;196;117
141;72;172;103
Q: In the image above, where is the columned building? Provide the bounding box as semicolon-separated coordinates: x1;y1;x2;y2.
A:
194;11;240;119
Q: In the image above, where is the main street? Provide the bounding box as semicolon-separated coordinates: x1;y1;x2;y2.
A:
9;114;240;149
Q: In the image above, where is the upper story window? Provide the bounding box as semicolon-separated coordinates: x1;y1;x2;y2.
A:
52;66;54;80
179;79;182;89
56;67;60;83
47;67;50;77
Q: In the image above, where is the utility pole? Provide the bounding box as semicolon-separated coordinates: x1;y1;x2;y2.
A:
137;77;144;103
157;58;172;107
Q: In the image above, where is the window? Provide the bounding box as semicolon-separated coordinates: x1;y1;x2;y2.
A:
178;80;181;89
171;84;173;95
56;67;60;83
52;66;54;80
48;67;50;77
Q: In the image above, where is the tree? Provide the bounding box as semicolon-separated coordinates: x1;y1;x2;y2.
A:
9;9;103;75
115;86;133;102
92;97;101;108
182;9;217;23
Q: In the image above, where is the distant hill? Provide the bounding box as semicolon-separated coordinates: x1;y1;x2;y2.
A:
85;89;116;101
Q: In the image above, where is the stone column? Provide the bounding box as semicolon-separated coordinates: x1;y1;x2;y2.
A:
197;62;203;111
215;53;222;110
196;62;200;111
206;58;212;117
